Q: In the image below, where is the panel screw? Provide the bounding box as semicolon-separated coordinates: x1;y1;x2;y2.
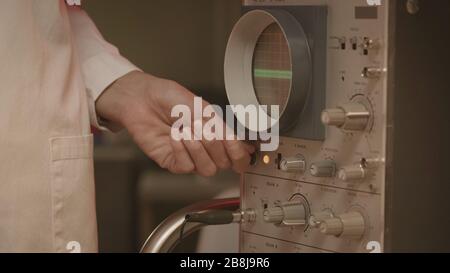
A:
406;0;420;15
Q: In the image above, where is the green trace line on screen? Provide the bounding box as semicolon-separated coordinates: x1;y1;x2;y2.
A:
253;69;292;80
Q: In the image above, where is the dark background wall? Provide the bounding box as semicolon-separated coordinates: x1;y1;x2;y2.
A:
84;0;241;105
83;0;242;253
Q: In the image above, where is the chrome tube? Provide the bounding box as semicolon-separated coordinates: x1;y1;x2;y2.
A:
140;198;240;253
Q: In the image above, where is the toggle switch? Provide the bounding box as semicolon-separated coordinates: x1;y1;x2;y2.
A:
360;37;380;55
361;37;380;51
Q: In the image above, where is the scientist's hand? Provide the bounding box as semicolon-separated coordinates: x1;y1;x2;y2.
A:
96;71;255;177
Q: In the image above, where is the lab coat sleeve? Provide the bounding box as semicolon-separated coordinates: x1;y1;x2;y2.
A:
67;7;141;130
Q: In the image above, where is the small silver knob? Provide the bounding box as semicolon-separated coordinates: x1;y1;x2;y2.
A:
319;217;344;236
310;160;337;178
319;211;366;237
321;103;370;131
280;155;306;173
361;67;382;79
338;164;366;182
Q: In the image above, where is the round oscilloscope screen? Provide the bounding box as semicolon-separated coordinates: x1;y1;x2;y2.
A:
225;9;312;133
252;23;292;115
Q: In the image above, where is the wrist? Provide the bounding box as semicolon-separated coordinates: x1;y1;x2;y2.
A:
95;71;145;130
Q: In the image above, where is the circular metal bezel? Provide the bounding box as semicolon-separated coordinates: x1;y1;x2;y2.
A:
224;9;312;133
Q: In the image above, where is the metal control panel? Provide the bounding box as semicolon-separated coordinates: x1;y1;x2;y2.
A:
231;0;389;253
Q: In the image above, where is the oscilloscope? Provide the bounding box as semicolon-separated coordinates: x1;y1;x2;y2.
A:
224;0;450;253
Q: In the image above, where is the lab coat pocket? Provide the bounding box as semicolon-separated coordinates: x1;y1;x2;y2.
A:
50;135;98;253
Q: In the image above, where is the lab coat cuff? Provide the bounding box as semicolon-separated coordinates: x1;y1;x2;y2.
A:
83;52;141;132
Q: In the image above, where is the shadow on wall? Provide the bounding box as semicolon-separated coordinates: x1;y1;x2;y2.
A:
84;0;242;106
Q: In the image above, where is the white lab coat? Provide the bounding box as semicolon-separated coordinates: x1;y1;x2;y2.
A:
0;0;138;252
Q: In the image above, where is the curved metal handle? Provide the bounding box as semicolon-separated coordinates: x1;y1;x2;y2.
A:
140;198;240;253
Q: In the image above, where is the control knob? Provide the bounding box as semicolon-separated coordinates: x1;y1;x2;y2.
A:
280;155;306;173
319;211;365;237
338;164;366;182
361;67;382;79
321;103;370;131
264;200;308;226
310;160;337;178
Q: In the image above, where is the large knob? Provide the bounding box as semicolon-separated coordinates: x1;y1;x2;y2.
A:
263;207;284;223
319;211;365;237
321;103;370;131
263;200;308;226
338;164;366;182
280;155;306;173
310;160;336;178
